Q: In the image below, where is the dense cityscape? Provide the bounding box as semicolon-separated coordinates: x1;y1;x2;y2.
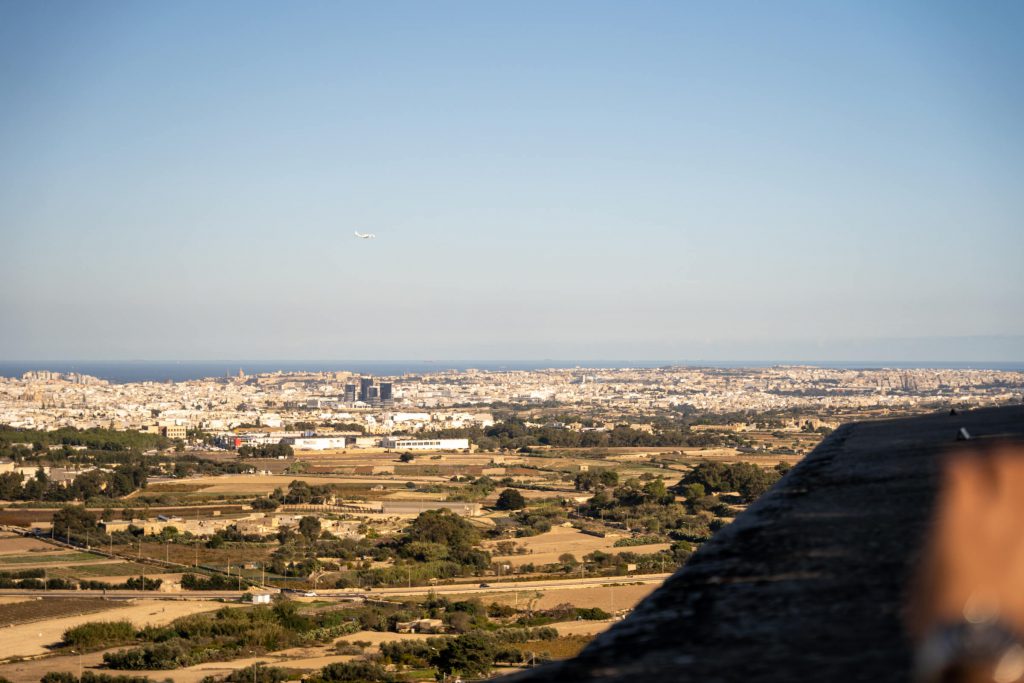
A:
4;366;1021;436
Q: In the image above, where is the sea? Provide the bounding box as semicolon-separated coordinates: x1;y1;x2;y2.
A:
0;360;1021;384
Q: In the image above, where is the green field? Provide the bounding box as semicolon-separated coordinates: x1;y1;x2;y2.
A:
48;561;156;578
0;551;104;566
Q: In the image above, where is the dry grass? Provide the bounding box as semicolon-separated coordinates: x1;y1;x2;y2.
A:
513;634;594;660
481;581;661;612
489;527;669;567
0;536;59;554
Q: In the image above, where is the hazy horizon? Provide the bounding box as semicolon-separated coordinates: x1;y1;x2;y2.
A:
2;2;1022;361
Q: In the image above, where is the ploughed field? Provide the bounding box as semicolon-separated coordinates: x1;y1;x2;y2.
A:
0;598;113;626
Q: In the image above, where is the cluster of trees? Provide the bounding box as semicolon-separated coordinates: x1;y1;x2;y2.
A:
375;627;562;679
0;426;169;454
673;461;787;503
203;664;290;683
0;461;148;503
100;603;357;670
0;568;75;589
394;509;490;570
63;620;136;649
237;444;293;459
573;469;619;491
446;475;497;501
180;573;243;590
428;419;707;451
167;456;250;479
40;673;165;683
271;480;335;505
495;488;526;510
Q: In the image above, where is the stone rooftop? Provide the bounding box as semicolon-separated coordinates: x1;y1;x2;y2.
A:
506;404;1024;682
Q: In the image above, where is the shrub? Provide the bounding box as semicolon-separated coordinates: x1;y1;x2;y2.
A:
63;621;136;649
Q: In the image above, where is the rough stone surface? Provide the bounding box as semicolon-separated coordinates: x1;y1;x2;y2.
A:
505;405;1024;683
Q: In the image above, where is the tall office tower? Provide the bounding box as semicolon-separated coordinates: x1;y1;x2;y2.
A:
344;384;357;403
367;385;381;407
359;377;373;402
380;382;393;407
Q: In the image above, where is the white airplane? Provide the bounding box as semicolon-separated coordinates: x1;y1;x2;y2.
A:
354;231;375;240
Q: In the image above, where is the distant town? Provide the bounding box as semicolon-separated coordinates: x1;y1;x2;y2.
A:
4;365;1021;440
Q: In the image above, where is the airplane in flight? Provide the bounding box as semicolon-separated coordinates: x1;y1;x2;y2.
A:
354;231;375;240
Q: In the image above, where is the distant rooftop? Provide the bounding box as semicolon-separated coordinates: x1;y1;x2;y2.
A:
506;404;1024;683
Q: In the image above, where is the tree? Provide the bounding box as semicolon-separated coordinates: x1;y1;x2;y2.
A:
433;631;496;677
495;488;526;511
680;483;705;500
52;505;97;540
298;516;322;542
398;452;414;463
642;477;671;504
574;472;597;491
597;470;619;487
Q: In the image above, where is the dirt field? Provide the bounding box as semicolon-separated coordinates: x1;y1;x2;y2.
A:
0;536;61;555
0;598;229;661
482;581;660;613
488;526;670;567
547;618;619;636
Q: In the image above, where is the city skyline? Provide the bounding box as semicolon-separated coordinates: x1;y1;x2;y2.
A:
2;1;1022;361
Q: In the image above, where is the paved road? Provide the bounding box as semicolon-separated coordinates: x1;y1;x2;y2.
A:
0;573;672;601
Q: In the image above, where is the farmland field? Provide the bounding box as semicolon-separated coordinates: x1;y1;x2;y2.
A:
46;561;159;578
0;551;105;567
487;526;670;567
0;598;113;626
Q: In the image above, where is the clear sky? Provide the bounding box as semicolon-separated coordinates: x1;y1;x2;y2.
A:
1;1;1022;361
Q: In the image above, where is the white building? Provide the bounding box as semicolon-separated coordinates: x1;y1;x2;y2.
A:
380;437;470;451
282;436;349;451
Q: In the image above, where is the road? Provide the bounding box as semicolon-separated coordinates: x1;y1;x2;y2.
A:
0;573;672;601
361;573;672;597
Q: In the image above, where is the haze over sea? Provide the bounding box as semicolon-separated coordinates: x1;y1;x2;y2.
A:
0;361;1021;384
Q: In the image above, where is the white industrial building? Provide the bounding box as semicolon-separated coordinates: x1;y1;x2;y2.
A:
281;436;350;450
380;437;470;451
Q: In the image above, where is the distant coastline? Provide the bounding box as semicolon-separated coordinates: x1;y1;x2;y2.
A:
1;360;1022;384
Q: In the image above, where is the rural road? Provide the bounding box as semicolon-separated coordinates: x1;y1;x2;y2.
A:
0;573;672;601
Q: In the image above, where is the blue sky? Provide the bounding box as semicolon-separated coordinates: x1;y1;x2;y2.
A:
1;1;1022;360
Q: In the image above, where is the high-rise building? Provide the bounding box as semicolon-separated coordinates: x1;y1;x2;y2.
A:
359;377;373;402
380;382;393;407
367;385;381;407
344;384;357;403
